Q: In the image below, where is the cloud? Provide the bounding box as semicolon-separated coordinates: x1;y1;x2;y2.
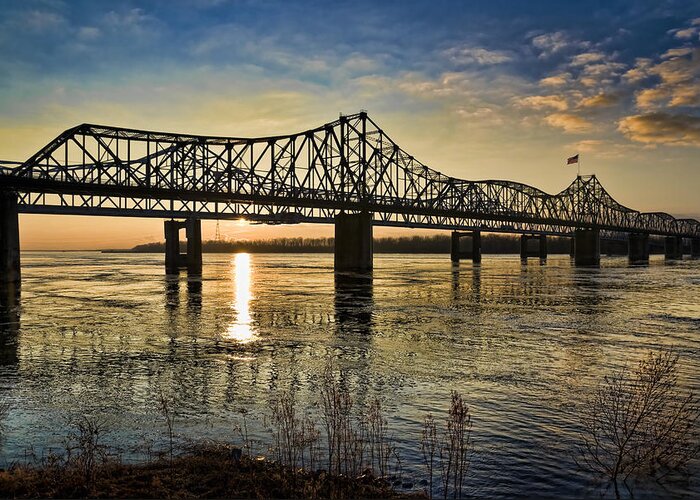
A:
102;7;160;39
672;27;699;40
531;31;587;58
515;95;569;111
633;48;700;109
667;83;700;107
455;106;503;124
532;31;567;55
580;61;626;77
564;139;637;158
575;61;627;90
623;58;653;82
104;8;152;28
539;73;571;87
571;51;606;66
652;50;699;84
636;84;700;109
394;71;472;97
569;139;606;152
635;87;670;109
443;46;512;65
77;27;101;41
618;113;700;146
26;10;66;31
544;113;593;133
578;93;619;108
662;47;694;59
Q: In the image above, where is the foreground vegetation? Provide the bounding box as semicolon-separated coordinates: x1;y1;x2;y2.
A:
0;443;417;499
0;362;472;499
577;350;700;498
0;351;698;499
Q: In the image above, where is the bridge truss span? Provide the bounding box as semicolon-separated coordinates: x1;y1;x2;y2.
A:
0;111;698;238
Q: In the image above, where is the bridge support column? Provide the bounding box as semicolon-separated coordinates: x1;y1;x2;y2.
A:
628;233;649;264
451;230;481;264
186;218;202;275
0;193;20;284
164;220;183;274
334;212;373;271
692;238;700;258
574;228;600;266
164;218;202;274
520;234;547;261
665;236;683;260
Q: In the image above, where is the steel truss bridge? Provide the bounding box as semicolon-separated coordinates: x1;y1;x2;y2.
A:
0;111;698;239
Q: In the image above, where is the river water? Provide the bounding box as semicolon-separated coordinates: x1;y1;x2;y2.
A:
0;252;699;498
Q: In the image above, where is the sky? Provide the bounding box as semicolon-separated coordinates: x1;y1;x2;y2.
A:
1;0;699;249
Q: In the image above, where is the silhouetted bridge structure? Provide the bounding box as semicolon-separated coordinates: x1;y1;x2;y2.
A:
1;112;699;283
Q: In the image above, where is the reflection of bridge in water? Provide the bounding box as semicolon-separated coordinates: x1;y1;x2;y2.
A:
1;112;699;285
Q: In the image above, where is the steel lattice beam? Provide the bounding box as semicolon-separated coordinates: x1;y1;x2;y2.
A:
0;112;698;238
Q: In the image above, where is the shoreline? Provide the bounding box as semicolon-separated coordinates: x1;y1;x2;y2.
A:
0;443;422;499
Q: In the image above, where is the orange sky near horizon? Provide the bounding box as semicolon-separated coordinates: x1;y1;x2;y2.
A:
19;215;447;250
3;2;699;250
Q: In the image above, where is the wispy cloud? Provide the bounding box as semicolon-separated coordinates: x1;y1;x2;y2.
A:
671;27;699;40
515;95;569;111
619;113;700;146
544;113;593;133
570;51;606;66
443;45;513;65
531;31;590;58
631;47;700;109
578;93;619;108
25;10;66;31
539;73;571;87
77;26;100;40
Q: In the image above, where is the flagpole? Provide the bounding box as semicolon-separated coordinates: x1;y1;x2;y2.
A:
578;152;581;178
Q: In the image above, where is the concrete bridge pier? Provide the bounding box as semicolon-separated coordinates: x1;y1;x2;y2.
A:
164;220;182;274
0;192;20;285
520;234;547;261
574;228;600;266
451;230;481;264
334;212;373;271
628;233;649;264
664;236;683;260
692;238;700;258
186;218;202;275
164;218;203;275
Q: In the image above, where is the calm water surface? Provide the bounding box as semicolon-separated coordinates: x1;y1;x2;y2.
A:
1;252;699;498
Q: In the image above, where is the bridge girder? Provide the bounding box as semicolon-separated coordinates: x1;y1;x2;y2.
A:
0;112;698;238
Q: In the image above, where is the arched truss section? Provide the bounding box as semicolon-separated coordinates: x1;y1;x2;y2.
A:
0;112;698;238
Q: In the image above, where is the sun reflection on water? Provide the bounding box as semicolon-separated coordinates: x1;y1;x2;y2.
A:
226;253;256;343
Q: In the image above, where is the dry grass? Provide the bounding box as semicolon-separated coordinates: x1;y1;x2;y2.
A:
440;391;472;500
421;414;438;498
577;349;700;498
419;392;472;499
318;361;398;480
0;444;422;499
0;362;475;499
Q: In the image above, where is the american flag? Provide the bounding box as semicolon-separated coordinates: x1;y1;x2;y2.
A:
567;154;579;165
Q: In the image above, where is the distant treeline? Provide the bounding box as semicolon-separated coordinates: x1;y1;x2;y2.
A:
125;234;576;254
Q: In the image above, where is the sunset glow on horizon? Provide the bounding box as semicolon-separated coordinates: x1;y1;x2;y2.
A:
2;0;699;249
